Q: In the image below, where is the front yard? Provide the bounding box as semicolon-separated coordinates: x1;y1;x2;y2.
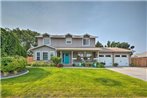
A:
1;68;147;97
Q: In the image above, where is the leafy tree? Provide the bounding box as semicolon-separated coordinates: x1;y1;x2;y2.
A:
1;27;40;57
1;28;26;57
106;41;135;50
107;41;111;47
95;41;103;47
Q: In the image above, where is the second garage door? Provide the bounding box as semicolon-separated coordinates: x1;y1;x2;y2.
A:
114;54;129;66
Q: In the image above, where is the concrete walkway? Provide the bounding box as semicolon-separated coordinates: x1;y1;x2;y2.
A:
107;67;147;81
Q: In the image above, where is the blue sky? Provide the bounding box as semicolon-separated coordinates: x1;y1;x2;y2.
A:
1;1;147;53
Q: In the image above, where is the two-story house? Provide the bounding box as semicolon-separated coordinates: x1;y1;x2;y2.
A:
29;33;132;66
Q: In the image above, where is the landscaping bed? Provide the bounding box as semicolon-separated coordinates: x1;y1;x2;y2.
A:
1;69;29;79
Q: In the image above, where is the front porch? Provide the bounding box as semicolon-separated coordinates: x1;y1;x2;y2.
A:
57;49;99;66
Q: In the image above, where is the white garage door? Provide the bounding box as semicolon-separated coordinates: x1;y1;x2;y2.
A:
114;54;129;66
99;54;113;66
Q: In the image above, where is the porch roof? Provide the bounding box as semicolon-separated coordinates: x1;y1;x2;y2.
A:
56;47;132;53
98;47;132;53
56;47;99;51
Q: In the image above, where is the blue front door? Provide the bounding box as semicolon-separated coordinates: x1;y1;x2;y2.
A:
63;53;70;64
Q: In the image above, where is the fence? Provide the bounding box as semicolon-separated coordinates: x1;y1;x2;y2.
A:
27;56;33;64
131;57;147;67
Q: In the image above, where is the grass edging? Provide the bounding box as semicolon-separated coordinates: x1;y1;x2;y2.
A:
1;70;29;80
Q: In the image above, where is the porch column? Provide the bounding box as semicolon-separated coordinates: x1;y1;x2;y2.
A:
60;51;62;63
71;51;73;64
97;51;99;62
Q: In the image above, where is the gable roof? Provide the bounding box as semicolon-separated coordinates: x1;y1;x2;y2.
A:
28;45;56;51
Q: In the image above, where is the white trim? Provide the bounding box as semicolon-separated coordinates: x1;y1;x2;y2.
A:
36;51;41;60
42;51;49;61
43;38;51;46
82;38;90;46
29;45;56;51
65;38;72;45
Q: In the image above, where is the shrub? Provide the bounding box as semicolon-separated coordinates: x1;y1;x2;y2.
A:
100;62;105;65
92;62;97;67
51;56;61;65
85;62;92;67
72;63;76;67
96;62;105;68
130;63;135;67
81;62;85;67
1;56;27;75
31;61;56;67
56;64;64;67
113;63;118;67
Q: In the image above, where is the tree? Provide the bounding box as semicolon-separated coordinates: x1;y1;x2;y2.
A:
1;27;40;57
107;41;111;47
106;40;134;50
1;28;26;57
95;41;103;47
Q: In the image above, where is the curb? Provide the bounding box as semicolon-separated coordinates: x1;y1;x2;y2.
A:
1;70;29;79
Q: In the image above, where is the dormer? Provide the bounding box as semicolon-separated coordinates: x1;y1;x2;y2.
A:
43;33;51;45
65;33;72;45
82;33;90;46
83;33;90;38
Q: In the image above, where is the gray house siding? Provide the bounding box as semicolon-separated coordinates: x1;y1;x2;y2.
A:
52;38;95;48
37;38;43;46
38;37;95;48
32;46;56;60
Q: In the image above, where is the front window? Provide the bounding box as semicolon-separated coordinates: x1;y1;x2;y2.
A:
66;38;72;44
83;38;90;46
44;38;50;45
37;52;40;60
43;52;48;60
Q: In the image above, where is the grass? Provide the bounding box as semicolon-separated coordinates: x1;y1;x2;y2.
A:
1;67;147;97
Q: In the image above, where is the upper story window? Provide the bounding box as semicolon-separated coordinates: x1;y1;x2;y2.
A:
43;38;50;45
83;38;90;46
65;38;72;44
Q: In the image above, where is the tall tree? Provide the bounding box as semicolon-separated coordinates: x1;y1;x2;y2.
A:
106;41;134;50
95;41;103;47
107;41;111;47
1;28;26;57
1;27;40;57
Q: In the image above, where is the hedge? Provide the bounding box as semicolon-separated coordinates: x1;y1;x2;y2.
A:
1;56;27;76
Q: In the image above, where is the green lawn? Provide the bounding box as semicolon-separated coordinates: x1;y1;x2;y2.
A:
1;67;147;97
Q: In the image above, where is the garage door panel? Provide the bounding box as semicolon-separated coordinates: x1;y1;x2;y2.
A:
99;57;112;66
114;54;129;66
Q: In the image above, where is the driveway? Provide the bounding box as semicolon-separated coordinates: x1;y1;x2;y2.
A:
107;67;147;81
